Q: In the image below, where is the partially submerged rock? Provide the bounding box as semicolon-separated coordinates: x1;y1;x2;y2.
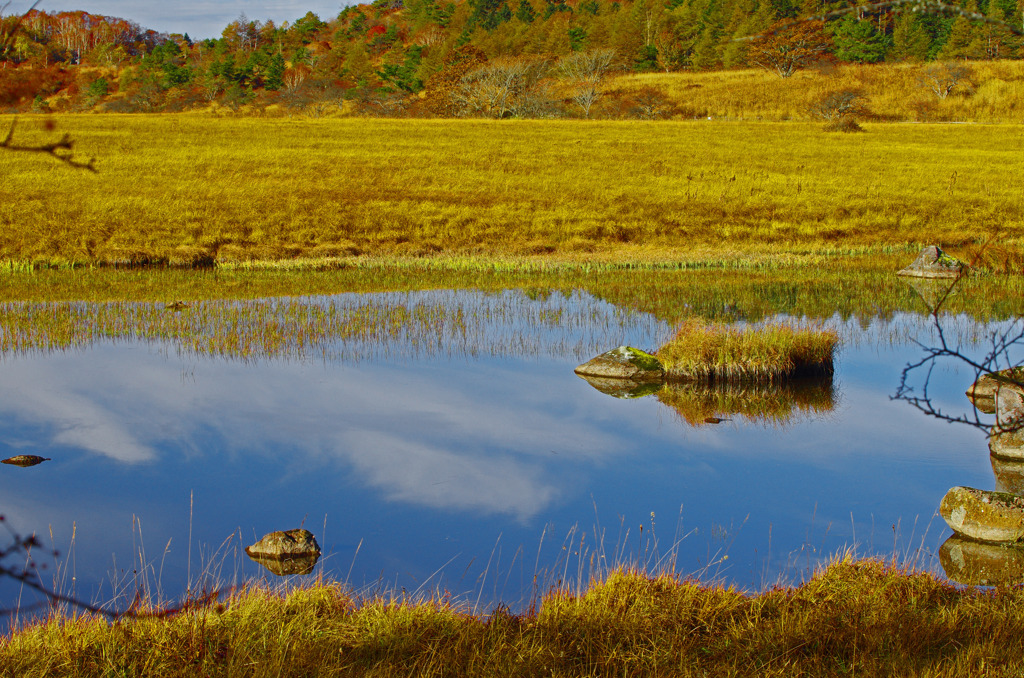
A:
1;455;51;467
940;486;1024;543
939;534;1024;587
246;529;321;560
574;346;664;382
992;454;1024;495
575;374;663;399
966;368;1024;429
897;245;967;279
991;430;1024;460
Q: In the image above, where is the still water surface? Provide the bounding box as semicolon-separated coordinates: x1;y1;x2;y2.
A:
0;288;1011;614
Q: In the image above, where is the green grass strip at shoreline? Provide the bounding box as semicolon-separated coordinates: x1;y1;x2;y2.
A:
3;559;1022;676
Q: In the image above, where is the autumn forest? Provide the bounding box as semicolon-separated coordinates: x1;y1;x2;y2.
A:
1;0;1023;118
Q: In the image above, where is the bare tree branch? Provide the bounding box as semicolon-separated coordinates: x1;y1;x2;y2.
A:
1;118;97;171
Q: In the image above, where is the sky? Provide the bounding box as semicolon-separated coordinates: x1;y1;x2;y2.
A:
6;0;353;40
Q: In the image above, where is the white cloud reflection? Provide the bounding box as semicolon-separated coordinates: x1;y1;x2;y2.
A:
0;346;630;520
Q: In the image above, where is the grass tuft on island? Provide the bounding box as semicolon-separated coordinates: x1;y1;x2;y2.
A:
657;321;838;383
2;557;1023;676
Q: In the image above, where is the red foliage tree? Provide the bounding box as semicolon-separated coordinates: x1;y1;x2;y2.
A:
748;20;832;78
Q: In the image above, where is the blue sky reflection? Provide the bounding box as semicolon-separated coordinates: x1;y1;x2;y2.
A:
0;294;1010;612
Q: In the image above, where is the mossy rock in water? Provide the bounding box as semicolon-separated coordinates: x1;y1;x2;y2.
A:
939;534;1024;587
574;346;664;382
897;245;967;279
940;486;1024;543
246;528;321;559
967;367;1024;416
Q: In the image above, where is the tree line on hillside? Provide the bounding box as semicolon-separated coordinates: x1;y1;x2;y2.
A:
0;0;1022;116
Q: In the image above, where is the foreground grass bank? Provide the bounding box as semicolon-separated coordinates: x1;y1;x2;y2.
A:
3;559;1022;676
3;115;1023;266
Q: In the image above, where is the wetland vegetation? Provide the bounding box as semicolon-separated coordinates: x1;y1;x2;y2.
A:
4;560;1024;677
3;115;1024;267
5;46;1024;677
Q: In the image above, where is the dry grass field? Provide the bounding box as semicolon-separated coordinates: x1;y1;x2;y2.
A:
2;113;1023;268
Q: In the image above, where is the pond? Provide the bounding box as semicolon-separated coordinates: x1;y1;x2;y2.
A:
0;286;1016;619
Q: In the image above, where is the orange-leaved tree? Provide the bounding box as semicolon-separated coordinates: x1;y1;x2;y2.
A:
748;20;831;78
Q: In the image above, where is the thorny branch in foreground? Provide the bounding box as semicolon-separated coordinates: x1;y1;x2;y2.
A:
0;514;229;621
1;119;96;171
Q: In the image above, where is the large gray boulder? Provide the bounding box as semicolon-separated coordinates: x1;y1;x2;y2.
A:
939;534;1024;586
897;245;967;279
574;346;664;382
940;486;1024;543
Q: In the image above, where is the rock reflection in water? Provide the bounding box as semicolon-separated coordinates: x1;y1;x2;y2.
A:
1;455;50;467
245;529;322;577
577;373;835;427
939;535;1024;587
247;552;321;576
574;375;663;399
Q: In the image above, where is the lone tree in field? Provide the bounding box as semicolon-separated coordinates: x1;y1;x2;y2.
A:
918;61;974;99
748;20;831;78
558;48;615;118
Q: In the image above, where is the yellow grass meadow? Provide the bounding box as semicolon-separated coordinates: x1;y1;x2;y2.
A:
2;113;1023;267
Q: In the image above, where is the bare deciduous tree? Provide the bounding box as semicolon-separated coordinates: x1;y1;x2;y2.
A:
558;48;615;118
918;61;974;99
452;58;552;119
810;90;867;122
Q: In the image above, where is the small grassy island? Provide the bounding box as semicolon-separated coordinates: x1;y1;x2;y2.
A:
657;321;838;383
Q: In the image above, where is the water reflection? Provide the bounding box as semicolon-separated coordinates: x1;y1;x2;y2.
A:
0;287;1008;616
578;375;835;427
894;275;1024;586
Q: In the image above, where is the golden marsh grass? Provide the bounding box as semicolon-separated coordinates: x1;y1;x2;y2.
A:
0;289;661;363
2;115;1023;266
4;559;1024;677
610;61;1024;123
656;321;838;382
